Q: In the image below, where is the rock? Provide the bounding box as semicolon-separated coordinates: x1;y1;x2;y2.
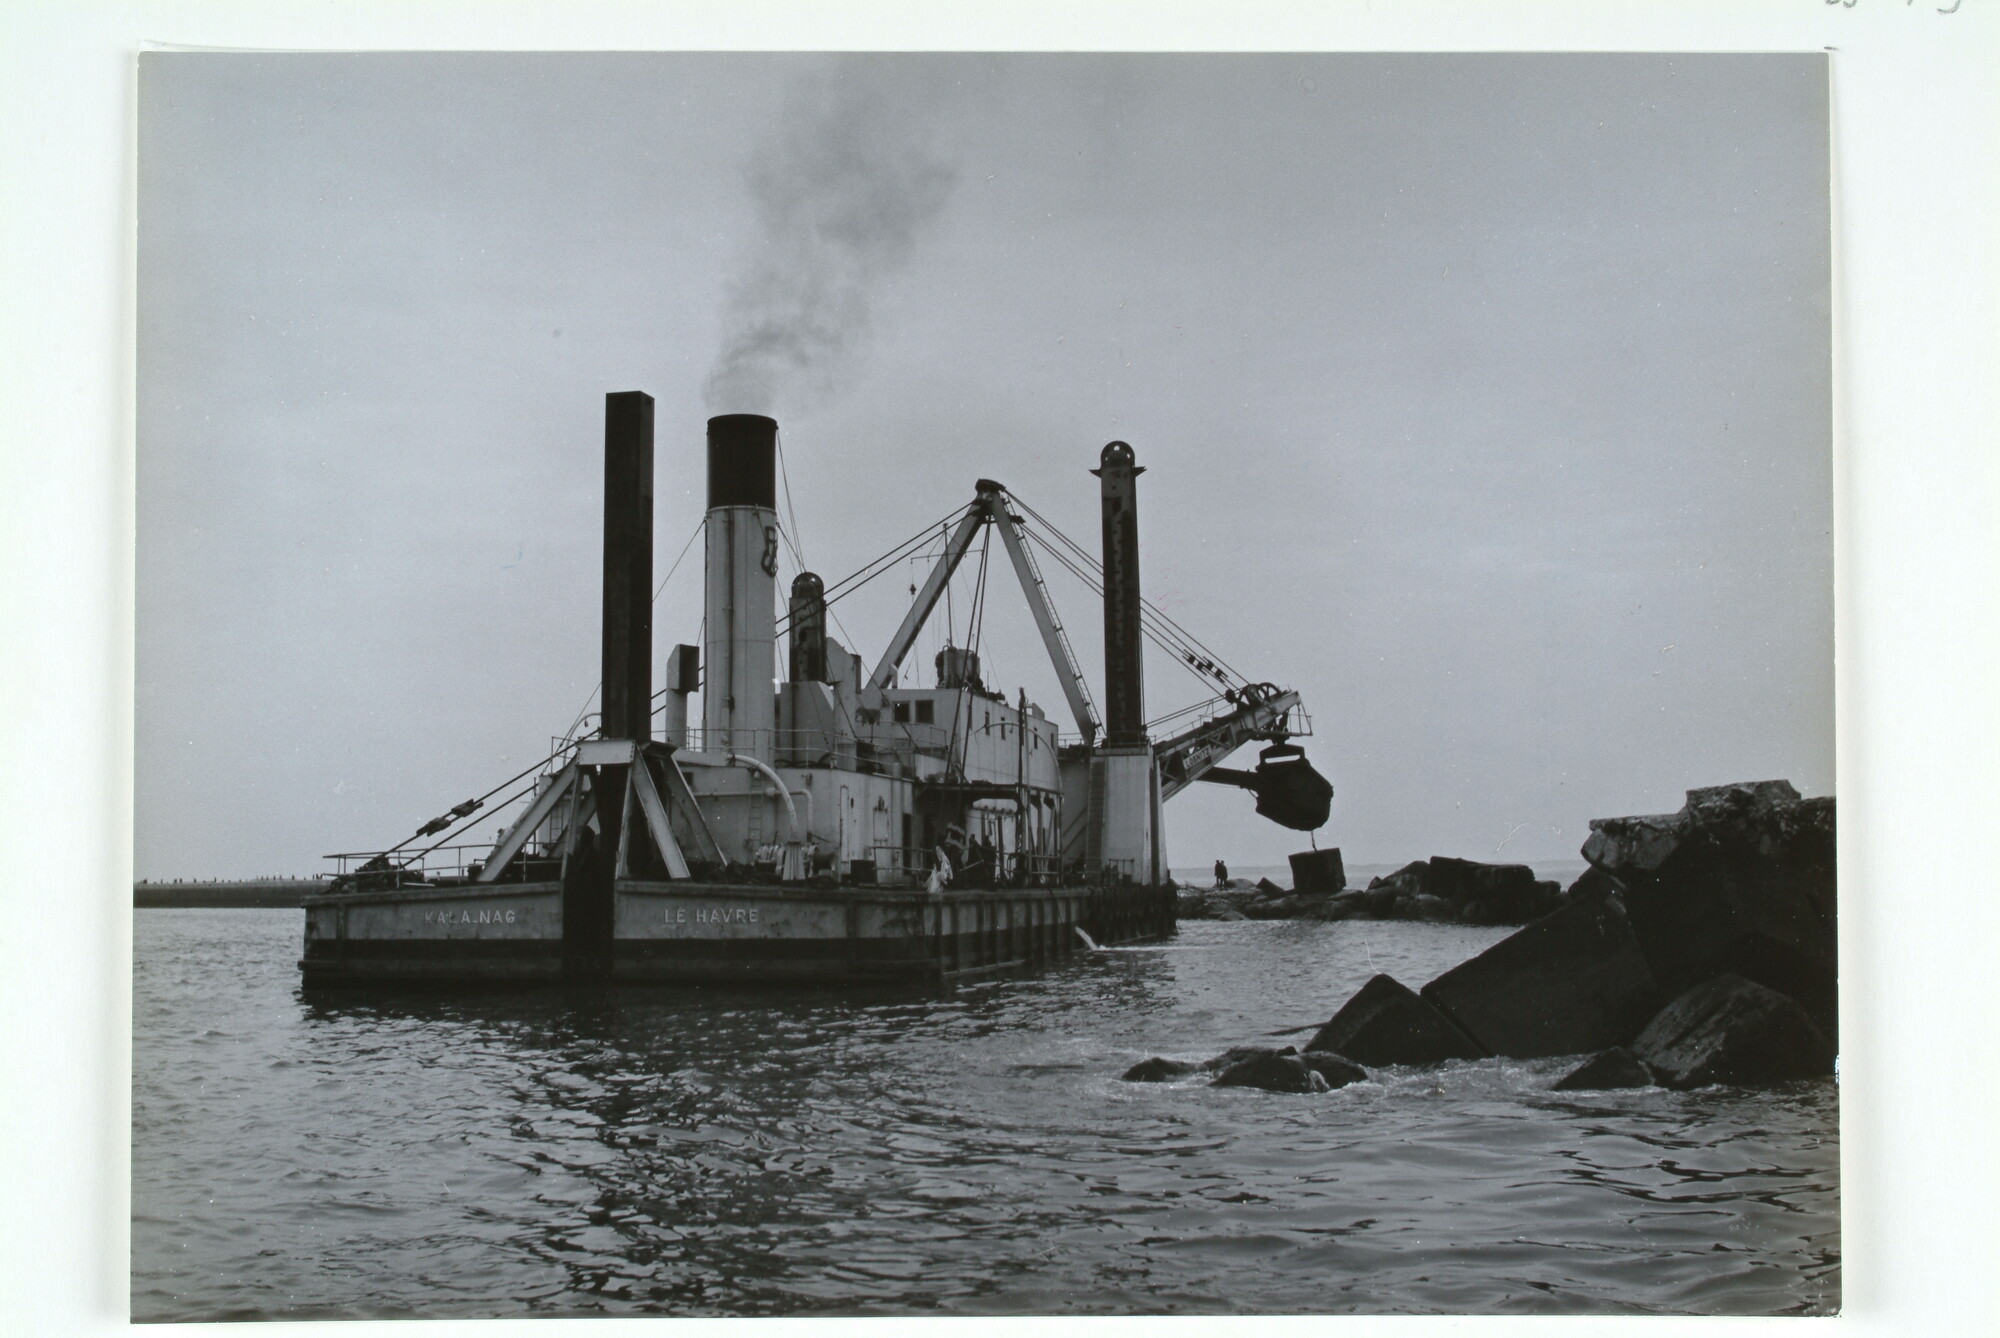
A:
1332;890;1372;918
1121;1057;1199;1082
1370;860;1428;890
1529;879;1563;916
1255;877;1286;897
1584;781;1836;1034
1630;974;1835;1089
1579;810;1687;874
1358;857;1563;924
1564;865;1626;902
1217;907;1249;922
1289;848;1346;895
1403;892;1454;923
1552;1046;1655;1091
1200;1045;1275;1072
1212;1048;1327;1093
1246;891;1340;920
1298;1051;1369;1089
1420;889;1663;1058
1304;973;1488;1066
1302;893;1362;922
1429;857;1546;923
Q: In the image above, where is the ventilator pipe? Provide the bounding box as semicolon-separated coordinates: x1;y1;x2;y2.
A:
782;783;818;846
727;752;808;882
725;753;799;840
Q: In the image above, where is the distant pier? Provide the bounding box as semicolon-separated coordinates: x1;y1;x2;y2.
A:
136;879;322;909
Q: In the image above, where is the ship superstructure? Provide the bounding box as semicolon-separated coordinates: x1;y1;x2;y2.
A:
301;394;1331;985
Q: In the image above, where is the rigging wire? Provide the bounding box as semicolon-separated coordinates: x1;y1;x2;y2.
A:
943;519;957;665
1027;530;1247;695
1022;526;1250;697
770;507;869;669
1006;490;1252;688
1028;514;1246;689
402;775;544;868
945;525;995;776
651;521;704;603
370;741;574;860
769;502;974;637
774;427;806;565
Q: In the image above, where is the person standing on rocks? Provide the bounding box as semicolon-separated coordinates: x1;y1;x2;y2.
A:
1214;859;1229;888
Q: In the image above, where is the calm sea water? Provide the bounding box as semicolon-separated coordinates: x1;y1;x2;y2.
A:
132;908;1837;1320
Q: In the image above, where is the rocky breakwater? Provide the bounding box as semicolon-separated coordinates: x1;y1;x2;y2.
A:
1175;846;1563;927
1582;779;1837;1038
1351;856;1564;926
1121;1045;1372;1095
1280;780;1835;1093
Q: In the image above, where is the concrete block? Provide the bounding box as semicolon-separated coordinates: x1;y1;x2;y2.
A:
1304;973;1488;1066
1121;1057;1198;1082
1631;973;1835;1088
1420;890;1662;1058
1212;1048;1326;1093
1289;848;1346;894
1298;1051;1369;1089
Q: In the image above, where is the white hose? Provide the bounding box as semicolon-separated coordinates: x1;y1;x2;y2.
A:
725;753;800;841
726;753;808;882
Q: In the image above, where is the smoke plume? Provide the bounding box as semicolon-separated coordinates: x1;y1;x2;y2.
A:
703;66;961;415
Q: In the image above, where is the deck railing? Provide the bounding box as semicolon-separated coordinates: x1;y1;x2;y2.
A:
322;842;559;887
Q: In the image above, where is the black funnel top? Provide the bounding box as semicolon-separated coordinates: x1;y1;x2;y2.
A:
707;414;778;510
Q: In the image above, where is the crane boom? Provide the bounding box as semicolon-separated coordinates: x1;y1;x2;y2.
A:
987;488;1100;744
867;503;987;691
1153;689;1302;802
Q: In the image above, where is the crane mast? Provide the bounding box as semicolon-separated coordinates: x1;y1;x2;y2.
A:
866;453;1334;881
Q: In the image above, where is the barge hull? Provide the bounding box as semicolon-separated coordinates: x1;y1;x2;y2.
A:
300;881;1173;986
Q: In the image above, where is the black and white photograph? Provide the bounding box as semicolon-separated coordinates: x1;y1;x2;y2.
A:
3;5;1995;1333
126;47;1842;1320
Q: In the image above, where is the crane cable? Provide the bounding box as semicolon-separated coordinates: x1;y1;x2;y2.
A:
1022;526;1252;698
1007;491;1252;689
1005;489;1250;683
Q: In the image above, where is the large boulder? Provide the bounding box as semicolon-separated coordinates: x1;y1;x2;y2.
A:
1630;974;1835;1089
1365;862;1425;893
1420;889;1662;1058
1362;857;1560;924
1563;864;1627;902
1121;1057;1199;1082
1198;1045;1278;1072
1428;857;1559;924
1305;891;1370;921
1584;781;1836;1034
1211;1048;1328;1093
1552;1046;1655;1091
1298;1051;1369;1090
1396;892;1456;923
1304;973;1488;1066
1289;848;1346;895
1248;891;1349;920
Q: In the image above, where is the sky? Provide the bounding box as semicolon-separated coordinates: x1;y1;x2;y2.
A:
136;51;1832;880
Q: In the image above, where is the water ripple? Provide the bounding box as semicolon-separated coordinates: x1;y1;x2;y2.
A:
133;909;1837;1319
